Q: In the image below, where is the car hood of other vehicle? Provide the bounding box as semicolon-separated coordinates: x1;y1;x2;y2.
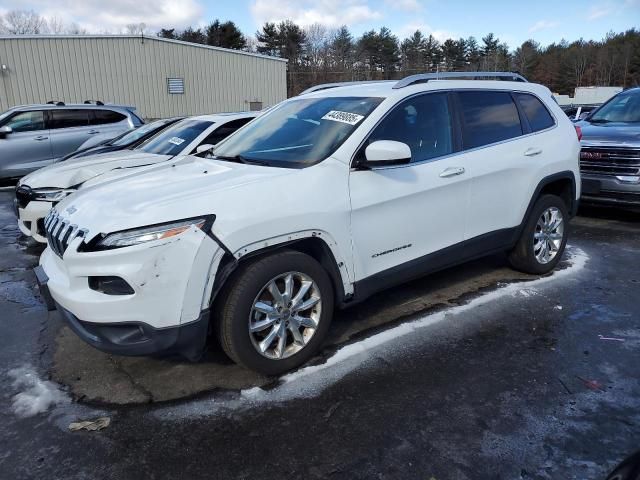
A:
577;120;640;147
19;151;171;189
76;133;115;151
53;155;297;241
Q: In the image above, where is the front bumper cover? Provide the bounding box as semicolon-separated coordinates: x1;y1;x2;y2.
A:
35;269;210;361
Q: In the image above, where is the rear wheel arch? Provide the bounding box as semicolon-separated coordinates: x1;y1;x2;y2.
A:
522;171;577;226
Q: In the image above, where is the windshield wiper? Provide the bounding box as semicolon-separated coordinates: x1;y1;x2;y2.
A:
589;118;610;124
214;154;270;166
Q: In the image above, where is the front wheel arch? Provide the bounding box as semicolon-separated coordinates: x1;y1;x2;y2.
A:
208;235;350;312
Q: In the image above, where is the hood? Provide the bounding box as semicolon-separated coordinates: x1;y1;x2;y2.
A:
577;120;640;147
77;133;114;150
53;156;295;240
19;151;170;189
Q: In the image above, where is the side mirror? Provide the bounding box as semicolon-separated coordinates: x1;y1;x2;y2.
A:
0;126;13;137
362;140;411;168
196;144;215;156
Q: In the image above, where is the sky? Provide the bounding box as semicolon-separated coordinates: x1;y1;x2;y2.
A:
2;0;639;49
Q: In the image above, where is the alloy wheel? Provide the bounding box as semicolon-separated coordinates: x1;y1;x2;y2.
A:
248;271;322;360
533;206;564;264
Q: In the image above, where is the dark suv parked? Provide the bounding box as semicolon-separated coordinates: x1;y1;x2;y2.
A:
577;87;640;206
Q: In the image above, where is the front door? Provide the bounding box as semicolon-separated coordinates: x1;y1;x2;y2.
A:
349;92;471;281
0;110;52;178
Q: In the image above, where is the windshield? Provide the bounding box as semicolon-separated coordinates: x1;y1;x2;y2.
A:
589;91;640;123
137;119;213;155
213;96;383;167
110;119;171;147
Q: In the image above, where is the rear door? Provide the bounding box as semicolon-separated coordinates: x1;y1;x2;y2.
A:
48;109;94;159
454;90;551;239
0;110;52;177
90;108;131;139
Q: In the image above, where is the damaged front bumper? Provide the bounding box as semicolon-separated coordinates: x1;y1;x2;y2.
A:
36;227;225;360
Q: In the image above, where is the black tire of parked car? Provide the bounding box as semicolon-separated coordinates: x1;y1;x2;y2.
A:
508;194;569;275
215;249;334;375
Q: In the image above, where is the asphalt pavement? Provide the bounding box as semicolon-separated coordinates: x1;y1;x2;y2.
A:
0;188;638;480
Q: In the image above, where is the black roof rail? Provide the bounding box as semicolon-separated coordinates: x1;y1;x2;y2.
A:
299;80;393;95
83;100;105;105
46;101;65;106
393;71;528;89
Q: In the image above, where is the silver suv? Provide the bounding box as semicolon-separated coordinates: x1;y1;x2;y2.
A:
0;102;143;180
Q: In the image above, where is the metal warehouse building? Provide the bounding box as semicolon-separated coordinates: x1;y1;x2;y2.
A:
0;35;288;119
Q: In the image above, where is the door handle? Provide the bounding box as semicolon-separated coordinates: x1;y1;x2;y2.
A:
34;135;48;141
439;166;465;178
524;148;542;157
87;130;100;135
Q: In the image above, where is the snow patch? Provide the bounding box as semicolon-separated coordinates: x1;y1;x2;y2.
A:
8;366;69;418
155;247;589;419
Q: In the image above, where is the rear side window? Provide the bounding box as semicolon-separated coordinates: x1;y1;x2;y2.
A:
458;91;522;149
514;93;555;132
92;109;127;125
49;109;90;129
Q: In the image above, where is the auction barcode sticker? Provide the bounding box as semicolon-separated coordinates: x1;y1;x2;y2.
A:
321;110;365;125
168;137;185;146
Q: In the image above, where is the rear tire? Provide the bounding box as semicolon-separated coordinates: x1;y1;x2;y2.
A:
216;250;334;375
508;194;569;275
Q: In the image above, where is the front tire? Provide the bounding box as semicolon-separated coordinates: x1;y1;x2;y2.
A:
216;250;334;375
508;194;569;275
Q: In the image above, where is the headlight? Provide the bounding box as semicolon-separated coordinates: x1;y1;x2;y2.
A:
32;188;75;202
92;216;214;250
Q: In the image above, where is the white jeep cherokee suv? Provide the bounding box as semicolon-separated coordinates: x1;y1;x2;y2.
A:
36;73;581;374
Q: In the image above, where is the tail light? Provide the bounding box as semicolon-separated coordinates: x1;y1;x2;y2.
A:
574;125;582;141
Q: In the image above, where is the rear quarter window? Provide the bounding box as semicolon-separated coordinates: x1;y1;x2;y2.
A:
514;93;555;132
457;91;523;149
91;109;127;125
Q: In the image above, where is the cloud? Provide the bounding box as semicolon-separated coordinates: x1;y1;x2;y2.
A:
2;0;204;33
250;0;382;28
385;0;423;13
528;20;559;33
398;21;456;42
587;5;613;20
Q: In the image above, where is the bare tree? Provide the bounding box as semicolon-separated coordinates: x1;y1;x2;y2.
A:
4;10;48;34
125;23;147;35
47;17;66;34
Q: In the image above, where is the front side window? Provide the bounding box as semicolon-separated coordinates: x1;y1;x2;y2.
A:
197;118;254;149
458;91;523;149
3;111;45;132
589;91;640;123
514;93;555;132
213;96;383;167
137;119;213;155
49;109;90;129
366;93;453;163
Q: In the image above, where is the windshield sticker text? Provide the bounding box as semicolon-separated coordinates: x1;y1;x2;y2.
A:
321;110;365;125
168;137;186;146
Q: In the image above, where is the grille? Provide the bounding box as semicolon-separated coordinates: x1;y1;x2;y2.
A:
15;185;34;209
44;210;87;258
580;146;640;176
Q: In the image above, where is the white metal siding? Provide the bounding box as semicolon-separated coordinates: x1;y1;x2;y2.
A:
0;36;287;118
